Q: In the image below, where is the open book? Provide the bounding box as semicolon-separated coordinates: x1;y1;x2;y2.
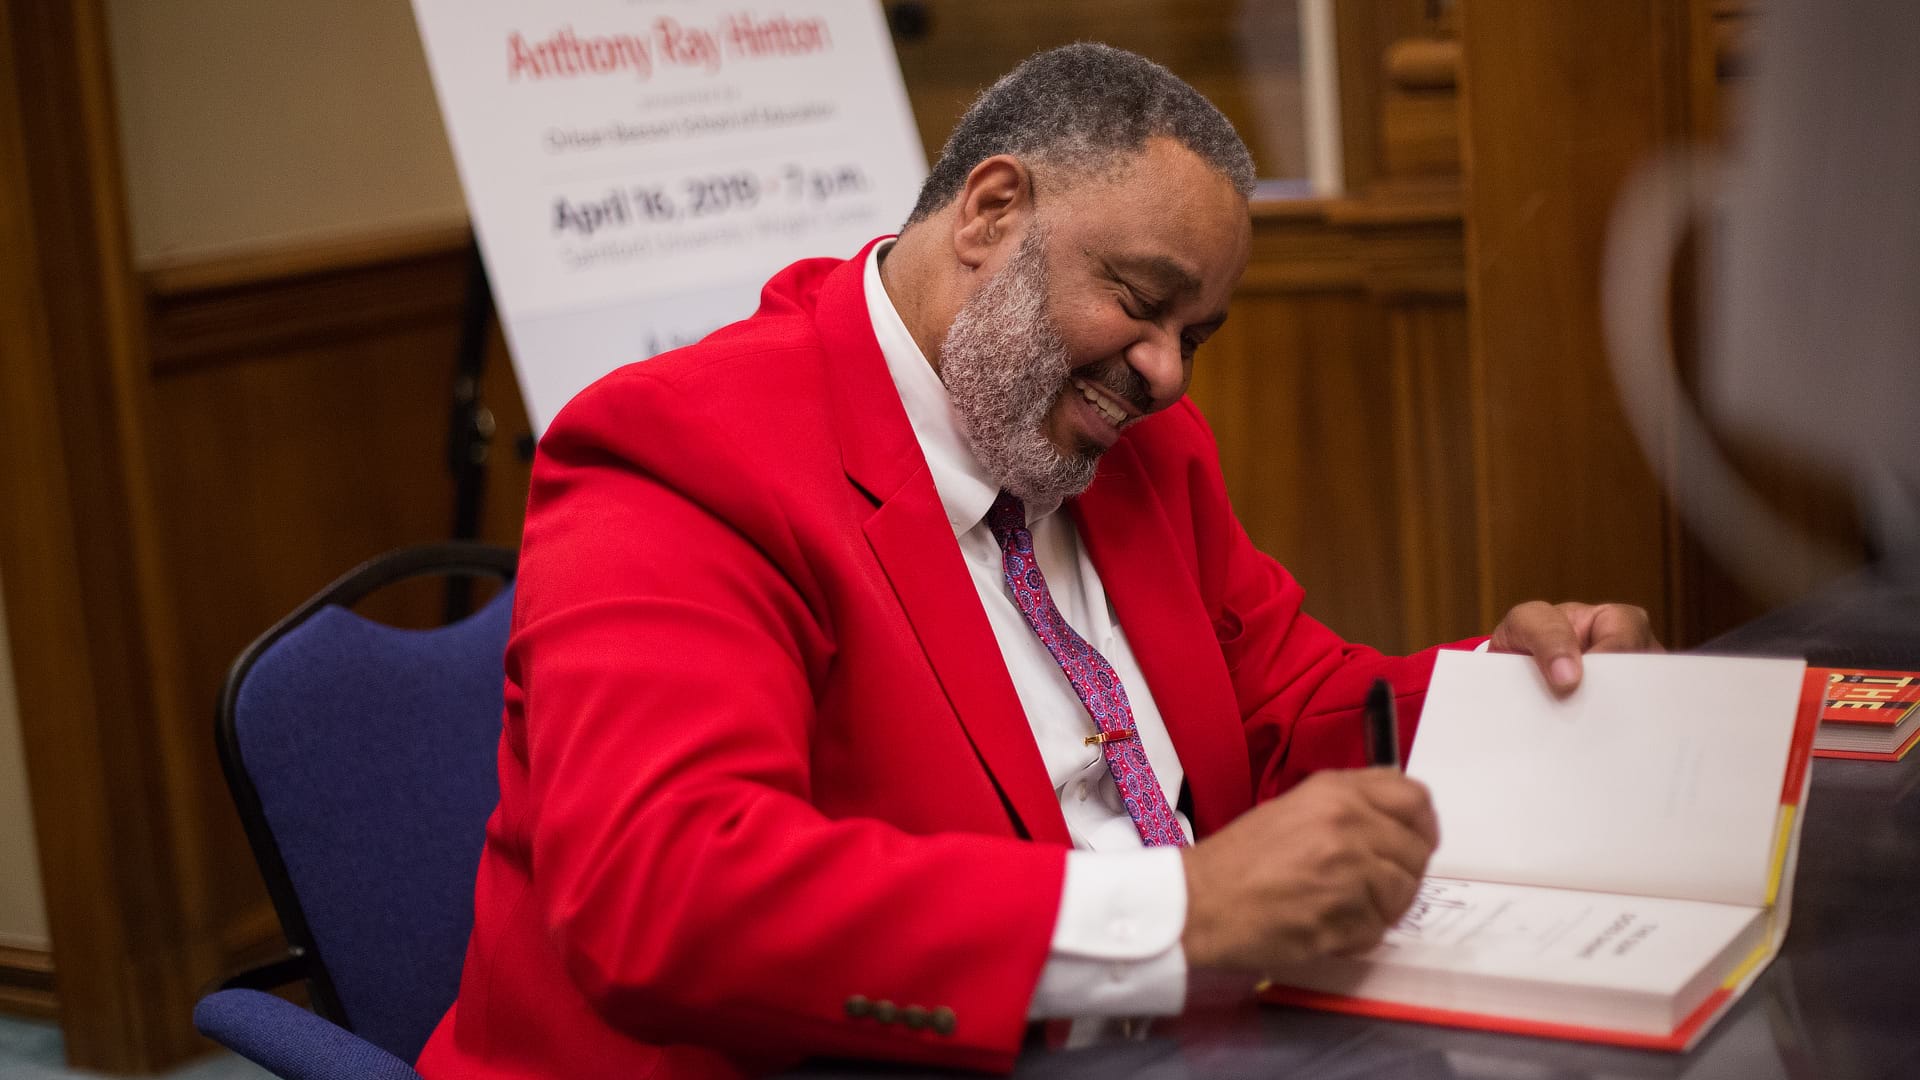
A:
1261;651;1819;1051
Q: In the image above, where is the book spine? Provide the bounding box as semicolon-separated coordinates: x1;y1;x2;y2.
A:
1779;675;1824;805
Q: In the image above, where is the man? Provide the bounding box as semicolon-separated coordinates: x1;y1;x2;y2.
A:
418;43;1655;1080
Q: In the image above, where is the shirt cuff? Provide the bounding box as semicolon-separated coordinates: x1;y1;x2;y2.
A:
1026;848;1187;1018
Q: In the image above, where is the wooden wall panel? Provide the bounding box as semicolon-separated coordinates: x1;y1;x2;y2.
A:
1456;0;1693;639
1450;0;1861;648
1386;300;1480;645
1195;199;1472;656
1197;289;1402;647
4;26;531;1044
141;241;534;971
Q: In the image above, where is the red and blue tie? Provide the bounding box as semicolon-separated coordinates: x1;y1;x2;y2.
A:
987;492;1188;848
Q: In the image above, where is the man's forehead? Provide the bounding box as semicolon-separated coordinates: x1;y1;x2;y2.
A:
1035;138;1250;300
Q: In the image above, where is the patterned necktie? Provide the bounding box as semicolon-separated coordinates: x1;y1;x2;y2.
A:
986;492;1188;847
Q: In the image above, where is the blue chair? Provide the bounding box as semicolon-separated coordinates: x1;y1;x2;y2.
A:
195;543;516;1079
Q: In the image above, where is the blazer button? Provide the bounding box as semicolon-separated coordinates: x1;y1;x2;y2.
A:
931;1006;957;1036
844;995;870;1019
901;1005;929;1030
873;999;899;1024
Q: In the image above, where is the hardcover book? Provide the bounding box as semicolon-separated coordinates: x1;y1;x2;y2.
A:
1808;667;1920;761
1260;651;1818;1051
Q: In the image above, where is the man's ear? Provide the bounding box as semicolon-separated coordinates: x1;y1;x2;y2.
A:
951;155;1034;270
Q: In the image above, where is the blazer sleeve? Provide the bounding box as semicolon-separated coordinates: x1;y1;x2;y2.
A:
506;369;1063;1072
1165;401;1485;801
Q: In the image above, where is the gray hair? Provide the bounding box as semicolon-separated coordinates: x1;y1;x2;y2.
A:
904;42;1256;226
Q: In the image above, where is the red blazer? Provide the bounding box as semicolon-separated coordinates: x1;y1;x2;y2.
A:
417;241;1468;1080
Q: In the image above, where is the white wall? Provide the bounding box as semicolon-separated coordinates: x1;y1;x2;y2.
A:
0;576;49;953
105;0;468;265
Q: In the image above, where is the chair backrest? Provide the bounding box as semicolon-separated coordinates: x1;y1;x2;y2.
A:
218;543;515;1065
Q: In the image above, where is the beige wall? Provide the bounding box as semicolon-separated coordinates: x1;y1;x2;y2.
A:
105;0;468;265
0;576;49;953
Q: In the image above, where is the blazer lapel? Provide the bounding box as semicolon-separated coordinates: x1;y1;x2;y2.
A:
813;245;1071;846
1073;442;1253;836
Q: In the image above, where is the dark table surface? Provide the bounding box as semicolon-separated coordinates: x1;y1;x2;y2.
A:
799;568;1920;1079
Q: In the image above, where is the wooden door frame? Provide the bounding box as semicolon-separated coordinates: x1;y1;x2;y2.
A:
0;0;215;1069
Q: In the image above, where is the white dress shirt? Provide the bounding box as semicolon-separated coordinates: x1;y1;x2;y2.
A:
862;242;1188;1019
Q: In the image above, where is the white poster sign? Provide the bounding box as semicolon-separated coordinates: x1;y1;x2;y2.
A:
409;1;926;432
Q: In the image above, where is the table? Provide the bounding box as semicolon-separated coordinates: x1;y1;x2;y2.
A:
800;568;1920;1079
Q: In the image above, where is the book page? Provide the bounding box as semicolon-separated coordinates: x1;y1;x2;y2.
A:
1410;652;1806;906
1268;878;1770;1037
1369;878;1761;991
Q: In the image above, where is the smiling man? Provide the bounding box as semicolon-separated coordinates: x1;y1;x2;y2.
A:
418;44;1655;1080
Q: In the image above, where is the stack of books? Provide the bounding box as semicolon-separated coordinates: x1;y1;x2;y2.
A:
1808;667;1920;761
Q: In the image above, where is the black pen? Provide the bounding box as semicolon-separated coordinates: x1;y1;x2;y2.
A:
1365;677;1400;770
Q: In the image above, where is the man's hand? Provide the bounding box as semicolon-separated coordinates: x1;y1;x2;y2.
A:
1489;601;1662;694
1180;769;1437;972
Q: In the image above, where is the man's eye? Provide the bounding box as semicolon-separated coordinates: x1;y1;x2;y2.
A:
1123;291;1162;321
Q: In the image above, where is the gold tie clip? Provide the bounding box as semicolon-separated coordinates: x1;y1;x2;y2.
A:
1084;728;1138;747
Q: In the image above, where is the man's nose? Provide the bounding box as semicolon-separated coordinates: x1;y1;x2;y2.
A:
1127;326;1189;411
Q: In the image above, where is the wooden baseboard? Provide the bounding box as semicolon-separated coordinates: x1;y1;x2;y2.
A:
0;944;57;1020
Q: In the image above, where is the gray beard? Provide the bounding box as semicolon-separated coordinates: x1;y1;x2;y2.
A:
938;231;1101;506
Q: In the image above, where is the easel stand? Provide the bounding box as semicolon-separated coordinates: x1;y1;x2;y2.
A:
444;239;497;621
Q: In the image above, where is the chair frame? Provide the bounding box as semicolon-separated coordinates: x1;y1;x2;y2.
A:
212;541;516;1029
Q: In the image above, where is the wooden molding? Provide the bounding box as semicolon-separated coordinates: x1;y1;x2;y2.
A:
1242;187;1463;298
1385;37;1459;91
1324;177;1462;226
0;944;56;1020
0;0;203;1066
0;0;361;1066
1333;0;1454;193
146;230;474;375
142;218;472;298
1379;30;1460;180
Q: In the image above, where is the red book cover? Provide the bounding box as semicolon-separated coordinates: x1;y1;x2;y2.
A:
1808;667;1920;761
